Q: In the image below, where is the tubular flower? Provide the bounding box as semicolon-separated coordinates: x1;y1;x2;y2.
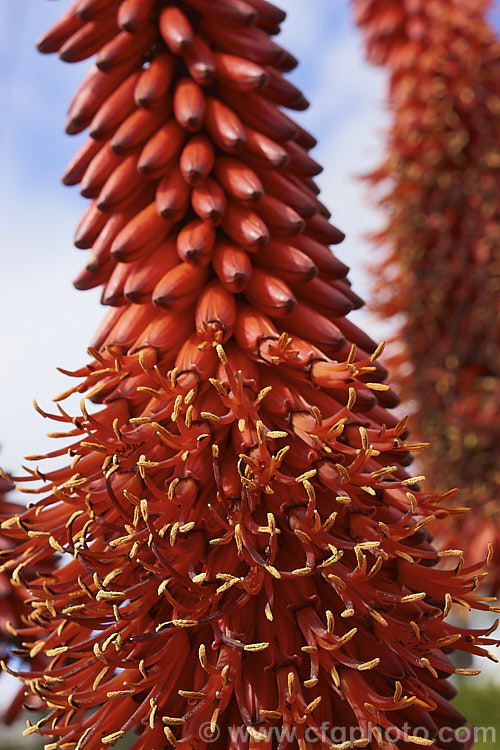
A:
0;2;499;749
352;0;500;583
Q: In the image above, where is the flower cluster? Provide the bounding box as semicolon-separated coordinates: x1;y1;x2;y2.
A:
0;2;498;749
0;476;53;724
0;478;21;660
353;0;500;586
0;477;26;716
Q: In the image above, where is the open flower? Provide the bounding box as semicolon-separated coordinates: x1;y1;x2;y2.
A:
353;0;500;588
0;2;498;749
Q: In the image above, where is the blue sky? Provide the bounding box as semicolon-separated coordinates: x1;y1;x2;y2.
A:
0;0;392;472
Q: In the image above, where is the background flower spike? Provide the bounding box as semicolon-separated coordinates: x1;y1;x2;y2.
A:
353;0;500;593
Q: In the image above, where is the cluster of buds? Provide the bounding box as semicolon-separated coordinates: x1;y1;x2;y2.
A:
0;1;498;749
353;0;500;583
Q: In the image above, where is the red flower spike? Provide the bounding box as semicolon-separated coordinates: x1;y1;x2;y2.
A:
2;3;499;750
353;0;500;591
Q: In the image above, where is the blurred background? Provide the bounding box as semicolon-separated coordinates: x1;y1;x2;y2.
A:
0;1;499;747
